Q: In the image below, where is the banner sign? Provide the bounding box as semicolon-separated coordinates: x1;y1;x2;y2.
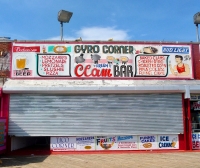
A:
50;136;95;151
76;136;96;151
138;135;158;150
11;43;193;79
157;135;179;149
192;133;200;149
116;135;138;150
50;136;76;151
0;118;6;153
95;135;138;150
50;134;179;151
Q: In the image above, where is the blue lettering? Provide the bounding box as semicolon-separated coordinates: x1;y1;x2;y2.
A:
159;142;172;148
117;135;133;141
97;139;101;145
160;136;169;141
192;134;197;140
94;63;109;68
76;136;94;141
140;136;155;143
162;47;189;54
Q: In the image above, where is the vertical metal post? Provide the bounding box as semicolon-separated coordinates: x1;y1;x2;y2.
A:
196;24;199;42
60;22;63;41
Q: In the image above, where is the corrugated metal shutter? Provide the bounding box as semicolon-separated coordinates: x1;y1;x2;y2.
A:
9;94;183;136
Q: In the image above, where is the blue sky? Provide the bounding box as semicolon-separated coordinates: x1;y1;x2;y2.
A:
0;0;200;42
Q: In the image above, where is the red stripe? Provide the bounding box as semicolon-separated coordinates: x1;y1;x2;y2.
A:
74;59;133;64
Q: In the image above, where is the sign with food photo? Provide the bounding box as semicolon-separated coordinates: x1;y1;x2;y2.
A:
51;136;96;151
76;136;95;151
157;135;179;149
95;136;118;150
138;135;158;150
11;42;193;79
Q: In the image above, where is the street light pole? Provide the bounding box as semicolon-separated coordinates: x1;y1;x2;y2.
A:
194;12;200;42
60;22;63;41
57;10;73;41
196;24;200;42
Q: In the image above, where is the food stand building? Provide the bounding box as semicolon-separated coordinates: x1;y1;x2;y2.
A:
0;41;11;154
2;40;200;152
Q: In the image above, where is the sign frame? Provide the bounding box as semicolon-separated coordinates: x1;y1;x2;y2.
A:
10;42;194;80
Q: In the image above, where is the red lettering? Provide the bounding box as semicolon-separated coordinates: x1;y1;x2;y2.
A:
100;69;112;77
84;65;92;77
74;65;112;77
197;141;199;148
192;102;200;110
74;64;84;77
91;68;99;77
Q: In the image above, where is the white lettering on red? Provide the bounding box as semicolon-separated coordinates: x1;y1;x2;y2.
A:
13;46;40;52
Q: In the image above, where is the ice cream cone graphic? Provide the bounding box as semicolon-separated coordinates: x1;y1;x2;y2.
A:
171;137;177;148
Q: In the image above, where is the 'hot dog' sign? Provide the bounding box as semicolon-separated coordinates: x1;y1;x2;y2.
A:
11;43;193;79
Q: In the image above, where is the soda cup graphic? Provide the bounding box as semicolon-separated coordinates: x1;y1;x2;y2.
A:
42;46;46;53
171;137;177;148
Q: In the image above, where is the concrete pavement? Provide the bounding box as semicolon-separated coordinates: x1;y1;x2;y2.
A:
1;151;200;168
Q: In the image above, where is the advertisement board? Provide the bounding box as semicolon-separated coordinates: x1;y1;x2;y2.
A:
95;135;138;150
51;135;179;151
157;135;179;149
76;136;96;151
138;135;158;150
0;118;6;153
11;43;193;79
50;136;96;151
50;137;76;151
95;136;117;150
192;133;200;149
116;135;138;150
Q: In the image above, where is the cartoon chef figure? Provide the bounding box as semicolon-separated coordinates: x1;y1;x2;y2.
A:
169;55;190;76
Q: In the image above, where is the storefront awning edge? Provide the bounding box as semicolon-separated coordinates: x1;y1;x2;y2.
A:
2;85;186;94
3;79;200;96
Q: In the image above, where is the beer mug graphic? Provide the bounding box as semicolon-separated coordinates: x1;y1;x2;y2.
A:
15;55;29;70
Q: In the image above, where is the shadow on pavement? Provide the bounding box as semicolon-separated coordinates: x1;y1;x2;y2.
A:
0;155;48;167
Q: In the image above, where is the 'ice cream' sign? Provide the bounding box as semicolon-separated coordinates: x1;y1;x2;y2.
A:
158;135;178;149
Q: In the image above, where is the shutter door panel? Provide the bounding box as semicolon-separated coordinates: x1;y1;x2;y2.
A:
9;94;183;136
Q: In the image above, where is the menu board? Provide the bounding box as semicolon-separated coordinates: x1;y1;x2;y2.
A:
11;43;193;79
37;54;71;77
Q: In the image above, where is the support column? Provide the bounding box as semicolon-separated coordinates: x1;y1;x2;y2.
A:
183;87;192;150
